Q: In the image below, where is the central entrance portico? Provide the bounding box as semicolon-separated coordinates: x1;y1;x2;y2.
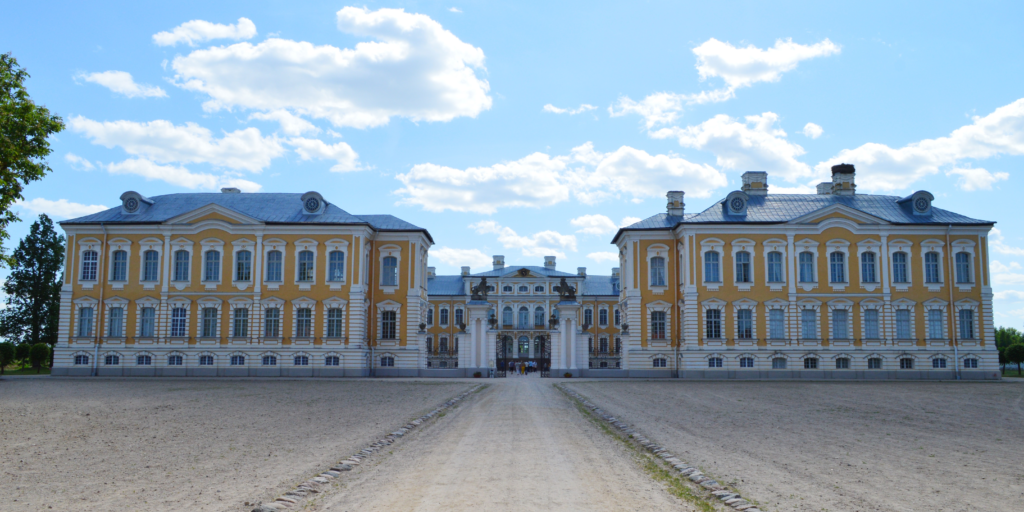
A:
495;331;550;377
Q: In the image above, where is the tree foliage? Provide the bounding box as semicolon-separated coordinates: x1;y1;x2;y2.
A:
995;327;1021;352
0;214;64;346
0;341;13;374
0;53;65;266
14;341;29;368
1006;343;1024;376
29;342;48;372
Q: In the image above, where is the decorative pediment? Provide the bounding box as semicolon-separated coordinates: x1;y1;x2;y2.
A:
164;203;263;226
790;204;890;226
503;268;542;278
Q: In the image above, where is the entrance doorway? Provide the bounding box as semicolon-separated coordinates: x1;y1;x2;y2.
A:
495;331;550;377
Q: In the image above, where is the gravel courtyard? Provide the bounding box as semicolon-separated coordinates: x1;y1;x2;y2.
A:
0;378;472;512
565;380;1024;512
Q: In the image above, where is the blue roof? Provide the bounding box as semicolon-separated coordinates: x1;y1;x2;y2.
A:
470;265;577;278
614;193;993;242
427;275;465;296
583;275;619;296
60;193;431;241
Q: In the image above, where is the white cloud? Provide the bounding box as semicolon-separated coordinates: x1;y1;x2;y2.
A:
15;198;108;219
946;167;1009;191
287;138;361;172
816;98;1024;192
587;252;619;263
770;185;818;194
570;214;617;235
76;71;167;98
471;221;576;258
249;110;320;136
64;153;95;171
991;228;1024;256
395;142;726;213
608;89;735;129
693;38;840;89
995;290;1024;301
106;158;261;192
543;103;597;115
69;116;284;172
170;7;491;129
992;260;1022;273
993;271;1024;287
430;247;489;268
653;112;811;182
448;7;462;13
620;216;642;227
801;122;823;139
153;17;257;47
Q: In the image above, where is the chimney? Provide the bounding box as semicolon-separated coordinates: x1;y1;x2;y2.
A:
577;267;587;276
221;187;241;193
741;172;768;196
426;266;435;279
831;163;856;196
666;191;685;216
461;266;470;276
544;256;556;270
612;267;620;278
816;182;833;195
492;255;504;270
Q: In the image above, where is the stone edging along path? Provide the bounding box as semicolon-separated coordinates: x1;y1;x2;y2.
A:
249;384;484;512
559;385;766;512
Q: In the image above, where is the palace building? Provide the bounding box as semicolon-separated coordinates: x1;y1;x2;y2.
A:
52;165;1000;379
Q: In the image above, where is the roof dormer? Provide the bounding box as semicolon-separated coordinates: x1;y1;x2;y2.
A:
300;191;327;215
119;191;153;215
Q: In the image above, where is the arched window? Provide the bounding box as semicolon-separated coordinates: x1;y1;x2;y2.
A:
298;250;315;282
518;285;528;293
143;250;160;281
328;251;345;282
266;250;283;282
518;336;530;355
767;251;783;283
535;285;545;292
772;357;787;369
534;307;545;327
735;251;751;283
204;250;220;281
518;307;529;328
168;355;183;366
798;252;814;283
892;252;909;283
861;252;877;283
111;250;128;281
325;355;340;366
650;256;666;286
704;252;720;282
235;250;252;281
173;250;190;281
455;308;464;326
829;252;846;283
502;306;513;327
925;252;941;283
955;253;972;284
81;250;98;280
381;256;398;286
502;285;513;292
294;355;309;366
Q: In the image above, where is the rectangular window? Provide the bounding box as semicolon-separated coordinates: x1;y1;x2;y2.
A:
382;256;398;286
740;357;754;368
174;251;190;281
769;309;785;339
535;308;545;327
143;250;160;281
868;357;882;369
584;308;593;327
614;309;620;326
652;358;667;368
772;357;787;369
735;251;751;283
832;310;849;340
297;251;315;282
863;309;879;339
204;251;220;282
651;311;666;340
325;356;340;366
168;355;183;366
264;308;280;337
81;251;98;281
767;251;783;283
199;355;214;366
328;251;345;282
925;252;941;284
892;252;909;283
737;309;753;339
896;309;912;339
900;358;914;369
327;308;344;337
836;358;850;369
380;356;395;367
137;355;152;365
959;309;975;339
105;355;119;365
381;310;397;339
705;309;721;339
266;251;282;281
236;250;252;281
440;308;449;325
455;308;464;326
964;358;978;369
295;308;311;337
140;307;155;337
233;308;249;337
262;355;277;366
928;309;943;339
704;252;720;282
107;307;123;337
861;252;877;283
650;256;666;286
111;251;127;281
933;358;947;369
231;355;245;366
708;357;723;368
804;358;818;369
202;308;218;337
801;309;817;339
829;252;846;283
427;308;434;325
955;253;972;284
78;307;94;337
799;252;814;283
171;307;188;337
599;309;608;326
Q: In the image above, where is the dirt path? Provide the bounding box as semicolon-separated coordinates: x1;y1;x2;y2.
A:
315;377;689;512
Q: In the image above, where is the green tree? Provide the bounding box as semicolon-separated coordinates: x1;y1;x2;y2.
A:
14;342;29;368
995;327;1022;352
0;341;13;374
0;53;65;266
0;214;64;347
28;342;48;373
1006;343;1024;376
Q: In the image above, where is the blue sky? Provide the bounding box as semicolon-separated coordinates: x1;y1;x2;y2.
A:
3;1;1024;328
